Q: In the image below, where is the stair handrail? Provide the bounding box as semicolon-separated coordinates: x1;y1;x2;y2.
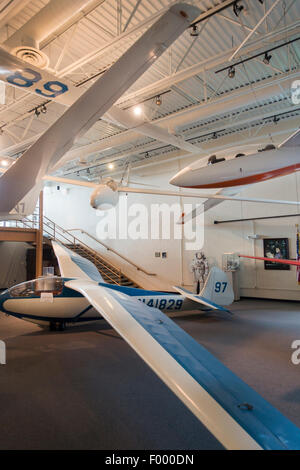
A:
42;217;124;284
66;228;156;276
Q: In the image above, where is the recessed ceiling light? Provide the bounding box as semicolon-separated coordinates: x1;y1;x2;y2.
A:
108;163;114;170
1;159;8;166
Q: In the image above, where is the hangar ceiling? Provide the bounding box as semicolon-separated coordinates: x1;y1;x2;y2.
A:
0;0;299;182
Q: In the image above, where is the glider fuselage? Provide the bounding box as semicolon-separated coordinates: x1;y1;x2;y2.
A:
0;277;199;328
170;147;300;189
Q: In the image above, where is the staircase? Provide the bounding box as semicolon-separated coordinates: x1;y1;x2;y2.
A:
3;215;140;288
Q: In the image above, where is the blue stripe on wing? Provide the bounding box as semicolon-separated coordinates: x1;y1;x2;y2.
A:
105;288;300;450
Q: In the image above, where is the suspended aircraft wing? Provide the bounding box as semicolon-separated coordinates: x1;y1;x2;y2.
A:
239;254;300;266
64;277;300;450
105;106;201;153
0;3;200;215
43;175;300;206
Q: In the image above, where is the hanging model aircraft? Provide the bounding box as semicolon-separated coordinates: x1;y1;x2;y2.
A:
1;240;300;451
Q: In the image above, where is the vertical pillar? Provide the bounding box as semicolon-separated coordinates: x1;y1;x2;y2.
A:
35;191;43;278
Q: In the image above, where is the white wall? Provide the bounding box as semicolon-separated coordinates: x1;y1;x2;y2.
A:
44;158;300;300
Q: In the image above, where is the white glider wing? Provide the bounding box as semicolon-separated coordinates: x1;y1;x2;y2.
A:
0;3;199;214
52;241;103;282
64;277;300;450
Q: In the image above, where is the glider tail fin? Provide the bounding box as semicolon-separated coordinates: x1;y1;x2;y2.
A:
201;267;234;306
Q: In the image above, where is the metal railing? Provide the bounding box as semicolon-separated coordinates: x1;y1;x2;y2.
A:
66;228;156;276
10;215;122;285
1;214;155;281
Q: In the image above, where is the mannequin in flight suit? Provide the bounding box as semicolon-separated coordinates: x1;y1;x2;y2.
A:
191;251;209;294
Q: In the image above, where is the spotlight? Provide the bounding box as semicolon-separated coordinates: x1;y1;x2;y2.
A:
190;24;199;37
228;66;235;78
233;1;244;17
41;105;47;113
263;52;272;65
35;108;40;117
155;95;162;106
273;115;280;124
212;132;218;140
108;163;114;170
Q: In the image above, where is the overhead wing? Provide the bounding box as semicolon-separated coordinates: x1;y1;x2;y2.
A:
52;241;103;282
65;277;300;450
105;106;201;153
43;176;300;206
239;254;300;266
0;3;200;214
279;128;300;148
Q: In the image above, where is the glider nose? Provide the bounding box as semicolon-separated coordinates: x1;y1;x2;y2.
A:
169;166;191;187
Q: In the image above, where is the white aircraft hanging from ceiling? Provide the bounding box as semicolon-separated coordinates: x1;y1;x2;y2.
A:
0;3;202;220
1;240;300;451
170;129;300;189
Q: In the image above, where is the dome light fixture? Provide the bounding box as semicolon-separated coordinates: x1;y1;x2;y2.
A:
155;95;162;106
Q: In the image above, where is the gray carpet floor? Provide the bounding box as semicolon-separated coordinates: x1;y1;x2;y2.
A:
0;298;299;450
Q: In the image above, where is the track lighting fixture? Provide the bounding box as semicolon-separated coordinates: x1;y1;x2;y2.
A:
228;66;235;78
233;1;244;17
263;52;272;65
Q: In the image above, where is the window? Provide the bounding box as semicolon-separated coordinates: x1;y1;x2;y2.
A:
9;277;63;298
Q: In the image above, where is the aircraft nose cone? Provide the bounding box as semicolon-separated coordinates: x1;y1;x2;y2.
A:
169;167;190;187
